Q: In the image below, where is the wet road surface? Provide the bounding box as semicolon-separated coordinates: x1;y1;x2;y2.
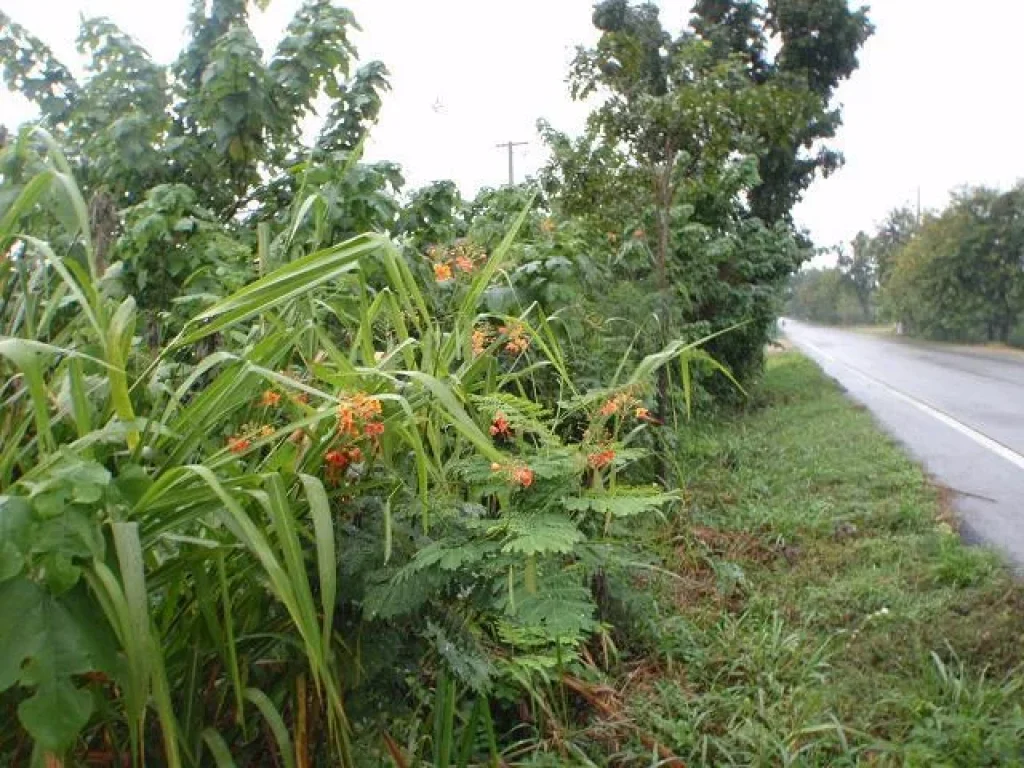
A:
782;320;1024;569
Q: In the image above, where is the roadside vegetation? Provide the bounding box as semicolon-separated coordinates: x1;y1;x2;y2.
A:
14;0;1002;765
788;185;1024;346
615;353;1024;766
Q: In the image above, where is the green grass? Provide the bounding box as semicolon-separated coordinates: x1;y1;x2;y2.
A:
618;352;1024;767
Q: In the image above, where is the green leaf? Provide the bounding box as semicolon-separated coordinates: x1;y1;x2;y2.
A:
17;677;93;753
500;513;584;556
0;496;31;582
0;579;116;752
563;488;680;518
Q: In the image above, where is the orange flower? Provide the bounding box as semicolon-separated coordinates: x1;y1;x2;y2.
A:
350;393;383;421
489;412;512;439
364;421;385;439
599;399;619;417
471;328;491;357
511;466;535;488
259;390;281;407
588;449;616;470
633;228;645;240
293;392;310;405
347;445;363;463
505;338;529;355
227;436;251;454
337;404;358;436
454;254;475;273
434;262;453;282
501;322;530;355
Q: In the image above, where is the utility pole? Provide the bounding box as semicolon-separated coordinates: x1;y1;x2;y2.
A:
495;140;528;186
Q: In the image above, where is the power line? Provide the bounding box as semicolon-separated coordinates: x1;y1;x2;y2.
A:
495;140;528;186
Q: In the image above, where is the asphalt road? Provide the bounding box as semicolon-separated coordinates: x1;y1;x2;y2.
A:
782;319;1024;569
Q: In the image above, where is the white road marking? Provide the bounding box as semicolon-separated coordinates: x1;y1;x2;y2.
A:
792;334;1024;474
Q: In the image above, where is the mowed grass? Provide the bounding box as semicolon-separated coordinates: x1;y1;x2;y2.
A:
620;352;1024;767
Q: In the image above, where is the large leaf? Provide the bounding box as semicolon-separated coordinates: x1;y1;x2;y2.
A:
0;578;117;752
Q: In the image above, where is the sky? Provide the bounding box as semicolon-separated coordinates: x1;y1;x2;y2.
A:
2;0;1023;251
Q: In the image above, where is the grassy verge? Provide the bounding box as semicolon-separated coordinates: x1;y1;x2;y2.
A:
610;352;1024;766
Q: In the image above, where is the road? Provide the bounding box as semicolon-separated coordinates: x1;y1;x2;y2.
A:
782;319;1024;569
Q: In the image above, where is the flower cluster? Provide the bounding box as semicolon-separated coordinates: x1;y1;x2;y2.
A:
227;422;275;454
428;239;487;283
500;322;530;356
587;448;616;470
471;323;531;358
323;446;363;484
490;461;535;488
597;389;658;424
489;412;512;440
471;326;491;357
337;392;384;439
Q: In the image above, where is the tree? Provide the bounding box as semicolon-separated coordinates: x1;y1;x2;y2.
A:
692;0;873;224
1;1;394;331
880;185;1024;343
837;231;876;319
548;0;870;403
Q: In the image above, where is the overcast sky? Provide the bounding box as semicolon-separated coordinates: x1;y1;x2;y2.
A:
3;0;1023;250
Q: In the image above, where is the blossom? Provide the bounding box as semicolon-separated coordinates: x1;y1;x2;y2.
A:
633;228;645;240
324;449;350;483
471;327;491;357
540;217;556;233
434;262;453;282
511;466;535;488
337;393;383;436
600;390;640;418
489;412;512;439
324;450;349;470
350;393;383;421
363;421;385;439
501;322;530;356
259;425;274;438
227;436;251;454
259;390;281;407
454;254;475;273
588;449;616;470
293;392;310;405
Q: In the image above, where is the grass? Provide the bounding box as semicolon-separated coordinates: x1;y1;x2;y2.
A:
610;352;1024;766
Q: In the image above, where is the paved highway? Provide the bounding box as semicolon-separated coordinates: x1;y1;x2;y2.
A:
782;319;1024;569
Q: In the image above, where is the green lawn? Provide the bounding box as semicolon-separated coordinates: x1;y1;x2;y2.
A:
615;352;1024;766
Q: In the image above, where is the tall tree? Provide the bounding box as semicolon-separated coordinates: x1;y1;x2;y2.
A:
692;0;873;224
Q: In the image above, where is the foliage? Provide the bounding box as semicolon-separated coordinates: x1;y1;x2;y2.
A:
0;1;394;338
541;0;872;402
0;133;726;765
786;265;869;325
882;185;1024;342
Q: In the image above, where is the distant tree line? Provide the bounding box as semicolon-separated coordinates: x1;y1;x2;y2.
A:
788;183;1024;344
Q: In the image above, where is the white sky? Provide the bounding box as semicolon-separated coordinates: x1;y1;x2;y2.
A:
2;0;1023;250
